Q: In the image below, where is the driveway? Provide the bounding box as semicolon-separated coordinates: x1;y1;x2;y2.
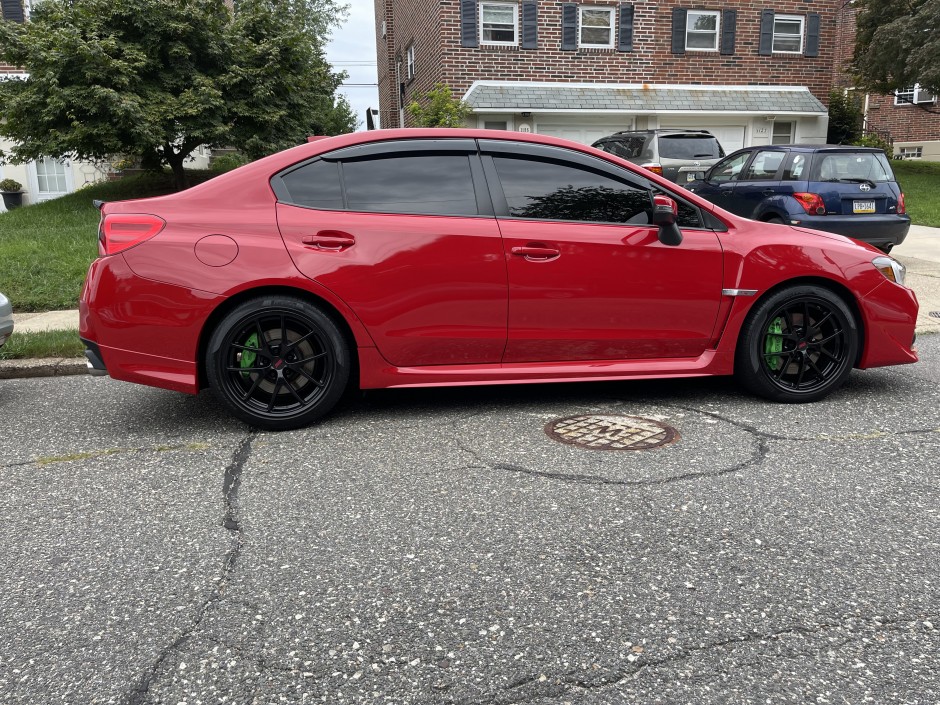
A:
1;335;938;703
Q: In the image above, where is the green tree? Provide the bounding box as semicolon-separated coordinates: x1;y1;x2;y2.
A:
0;0;355;190
407;84;473;127
827;89;863;144
853;0;940;102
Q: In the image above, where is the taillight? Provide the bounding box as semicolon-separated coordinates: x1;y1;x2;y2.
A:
99;214;166;256
897;192;906;215
642;163;664;176
793;192;826;215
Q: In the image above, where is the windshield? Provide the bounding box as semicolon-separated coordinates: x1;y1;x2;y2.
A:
658;134;724;160
811;152;895;183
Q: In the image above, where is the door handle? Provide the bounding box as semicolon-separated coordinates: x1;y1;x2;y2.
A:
511;246;560;261
301;231;355;250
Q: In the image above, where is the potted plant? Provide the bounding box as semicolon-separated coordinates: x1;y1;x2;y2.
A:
0;178;24;210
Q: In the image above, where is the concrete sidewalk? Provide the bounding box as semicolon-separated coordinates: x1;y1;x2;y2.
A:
2;225;938;379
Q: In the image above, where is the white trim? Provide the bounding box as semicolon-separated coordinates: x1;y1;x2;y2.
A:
479;1;519;47
579;6;615;49
405;44;415;80
772;14;804;54
465;80;822;93
894;83;936;106
0;73;29;81
686;10;720;52
26;156;75;202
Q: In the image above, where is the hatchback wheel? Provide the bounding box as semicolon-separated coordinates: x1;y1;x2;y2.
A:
736;286;858;402
207;296;350;430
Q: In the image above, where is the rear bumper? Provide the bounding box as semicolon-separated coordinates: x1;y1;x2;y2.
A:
790;214;911;249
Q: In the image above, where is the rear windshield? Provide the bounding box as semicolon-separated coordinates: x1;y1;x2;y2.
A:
658;135;724;160
811;152;895;183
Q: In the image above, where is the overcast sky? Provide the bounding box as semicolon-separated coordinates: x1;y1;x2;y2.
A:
326;0;380;131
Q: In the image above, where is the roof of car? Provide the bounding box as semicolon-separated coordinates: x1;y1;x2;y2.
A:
731;144;887;153
603;129;715;137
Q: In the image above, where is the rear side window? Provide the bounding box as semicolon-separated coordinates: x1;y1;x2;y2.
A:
343;154;479;215
742;150;785;180
281;160;344;210
782;153;809;181
658;135;724;160
493;155;652;224
811;152;895;183
601;136;648;159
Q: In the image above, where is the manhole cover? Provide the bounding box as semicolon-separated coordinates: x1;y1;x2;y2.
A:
545;415;679;451
930;311;940;319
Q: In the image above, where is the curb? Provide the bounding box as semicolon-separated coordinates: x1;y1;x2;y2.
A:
0;357;88;380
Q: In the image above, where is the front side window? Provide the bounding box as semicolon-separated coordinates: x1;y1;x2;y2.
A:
742;151;785;181
493;156;652;224
343;154;479;216
708;152;750;182
579;6;615;48
772;15;803;53
686;10;719;51
480;2;518;45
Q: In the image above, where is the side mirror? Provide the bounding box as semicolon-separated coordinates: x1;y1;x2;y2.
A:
652;194;682;246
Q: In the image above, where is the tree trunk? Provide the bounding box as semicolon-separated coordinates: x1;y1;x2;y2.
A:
166;151;188;191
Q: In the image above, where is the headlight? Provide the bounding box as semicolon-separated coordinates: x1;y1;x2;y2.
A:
872;256;906;287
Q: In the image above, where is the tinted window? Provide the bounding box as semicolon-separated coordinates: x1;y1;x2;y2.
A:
493;156;652;224
658;135;724;160
782;153;809;181
281;160;344;210
343;154;478;215
811;152;895;183
601;136;648;159
742;150;785;181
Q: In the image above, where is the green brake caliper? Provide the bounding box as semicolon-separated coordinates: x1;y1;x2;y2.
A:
240;333;259;378
765;318;784;371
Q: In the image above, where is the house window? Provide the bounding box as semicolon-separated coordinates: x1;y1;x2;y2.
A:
686;10;719;51
772;15;803;53
406;44;415;80
484;120;509;130
579;6;615;48
480;2;518;45
898;146;923;159
895;84;937;105
772;121;794;145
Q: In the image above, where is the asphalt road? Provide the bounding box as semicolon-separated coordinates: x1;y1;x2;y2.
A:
1;336;939;704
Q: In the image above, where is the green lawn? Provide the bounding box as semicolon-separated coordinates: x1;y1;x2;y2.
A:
892;159;940;228
0;329;85;360
0;170;219;312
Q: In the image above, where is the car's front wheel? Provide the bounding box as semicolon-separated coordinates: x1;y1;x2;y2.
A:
735;286;858;402
206;296;351;430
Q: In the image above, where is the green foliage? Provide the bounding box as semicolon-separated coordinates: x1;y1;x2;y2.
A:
853;133;892;153
827;90;863;144
0;330;85;360
853;0;940;95
0;0;355;190
211;153;251;172
407;84;473;128
0;179;23;192
892;159;940;228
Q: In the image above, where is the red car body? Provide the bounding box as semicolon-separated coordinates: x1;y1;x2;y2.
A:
79;129;918;427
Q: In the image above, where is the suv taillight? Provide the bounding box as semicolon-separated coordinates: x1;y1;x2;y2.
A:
99;214;166;256
793;192;826;215
897;192;906;215
641;163;664;176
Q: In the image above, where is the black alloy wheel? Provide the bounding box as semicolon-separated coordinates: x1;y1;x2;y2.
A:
736;286;858;403
207;296;350;430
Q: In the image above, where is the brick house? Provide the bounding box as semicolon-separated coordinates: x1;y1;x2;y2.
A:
375;0;939;159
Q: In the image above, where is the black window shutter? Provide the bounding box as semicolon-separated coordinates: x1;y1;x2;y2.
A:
461;0;478;48
804;13;821;57
521;1;538;49
720;9;736;55
618;3;634;52
561;3;577;51
1;0;25;22
671;8;687;55
758;9;774;55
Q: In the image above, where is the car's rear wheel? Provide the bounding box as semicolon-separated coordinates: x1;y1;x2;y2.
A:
207;296;350;430
764;216;785;224
735;286;858;403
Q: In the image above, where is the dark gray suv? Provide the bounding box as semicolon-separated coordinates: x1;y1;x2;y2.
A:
593;129;726;184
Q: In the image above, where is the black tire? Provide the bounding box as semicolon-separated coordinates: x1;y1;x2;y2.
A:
206;296;351;430
764;216;785;224
735;285;858;403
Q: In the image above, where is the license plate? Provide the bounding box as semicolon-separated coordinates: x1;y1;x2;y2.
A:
685;171;704;183
853;200;876;214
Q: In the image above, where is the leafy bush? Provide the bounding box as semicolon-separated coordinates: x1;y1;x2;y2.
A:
0;178;22;192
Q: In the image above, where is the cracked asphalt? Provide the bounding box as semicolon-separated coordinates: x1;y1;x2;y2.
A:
1;336;939;704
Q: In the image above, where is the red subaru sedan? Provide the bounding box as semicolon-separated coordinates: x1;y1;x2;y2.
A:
80;129;919;430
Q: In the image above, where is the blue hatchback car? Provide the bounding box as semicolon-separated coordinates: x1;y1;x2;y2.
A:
686;145;910;252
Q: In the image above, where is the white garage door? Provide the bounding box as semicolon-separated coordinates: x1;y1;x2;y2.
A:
537;124;625;146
